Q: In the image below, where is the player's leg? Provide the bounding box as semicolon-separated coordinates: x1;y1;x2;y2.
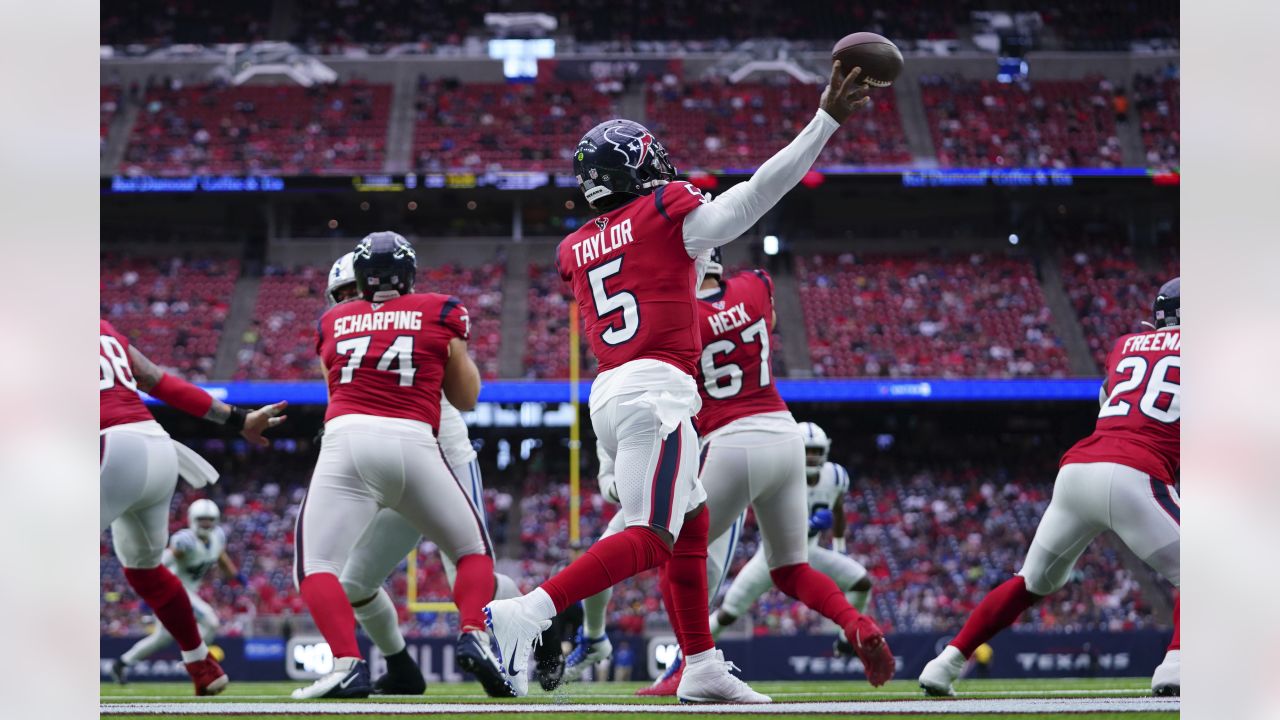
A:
339;507;425;695
116;619;175;679
105;431;226;695
385;437;510;697
1106;466;1180;695
710;543;771;639
750;433;893;687
921;463;1105;696
290;427;382;699
190;592;220;643
563;509;626;683
808;545;872;613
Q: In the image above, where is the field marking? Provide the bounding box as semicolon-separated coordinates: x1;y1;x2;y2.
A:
101;698;1179;715
101;688;1151;702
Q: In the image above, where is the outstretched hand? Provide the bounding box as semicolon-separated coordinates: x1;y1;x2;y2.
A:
242;400;288;447
820;60;872;124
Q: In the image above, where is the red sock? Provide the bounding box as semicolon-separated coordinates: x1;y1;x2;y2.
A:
664;507;712;655
452;554;496;632
657;566;683;641
771;562;862;632
541;526;671;612
123;566;203;651
300;573;361;658
1168;596;1179;651
951;576;1042;658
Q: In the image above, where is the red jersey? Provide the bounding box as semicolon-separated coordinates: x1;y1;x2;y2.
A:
693;270;789;435
317;293;469;431
1061;327;1180;484
557;181;709;376
100;319;154;430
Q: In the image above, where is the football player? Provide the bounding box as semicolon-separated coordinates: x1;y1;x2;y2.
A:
290;232;509;700
919;278;1181;697
112;500;248;682
708;421;874;656
320;252;562;695
100;319;285;695
483;60;873;702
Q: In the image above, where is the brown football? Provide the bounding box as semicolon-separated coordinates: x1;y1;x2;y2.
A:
831;32;904;88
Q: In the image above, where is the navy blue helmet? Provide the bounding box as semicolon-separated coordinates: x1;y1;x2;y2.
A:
352;231;416;302
573;119;677;210
1153;277;1179;329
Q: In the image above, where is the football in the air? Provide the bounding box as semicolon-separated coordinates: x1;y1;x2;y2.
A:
831;32;904;87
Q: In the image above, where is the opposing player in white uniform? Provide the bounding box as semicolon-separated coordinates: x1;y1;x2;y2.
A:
708;422;873;655
320;253;551;695
112;500;247;682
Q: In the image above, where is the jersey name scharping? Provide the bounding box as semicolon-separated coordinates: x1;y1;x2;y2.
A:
569;218;634;269
706;302;752;335
333;310;423;338
1121;331;1180;354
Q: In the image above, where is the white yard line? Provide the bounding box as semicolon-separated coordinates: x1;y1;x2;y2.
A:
101;688;1151;702
101;697;1180;715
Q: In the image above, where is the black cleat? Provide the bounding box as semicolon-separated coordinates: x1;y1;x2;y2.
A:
110;658;129;685
372;649;426;695
534;645;566;692
456;630;516;698
833;636;855;658
1153;685;1180;697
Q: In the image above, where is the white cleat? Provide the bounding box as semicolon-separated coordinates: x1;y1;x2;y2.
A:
1151;649;1180;696
919;645;965;697
290;657;371;699
484;597;552;697
562;632;613;684
676;650;772;704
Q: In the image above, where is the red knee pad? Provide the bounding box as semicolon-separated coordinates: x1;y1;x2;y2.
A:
124;566;185;607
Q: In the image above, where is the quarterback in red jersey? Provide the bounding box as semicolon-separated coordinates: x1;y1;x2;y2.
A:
100;319;285;695
486;60;873;703
291;232;510;701
920;278;1181;697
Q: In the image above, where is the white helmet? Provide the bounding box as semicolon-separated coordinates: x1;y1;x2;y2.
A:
326;252;357;306
188;499;220;539
797;421;831;479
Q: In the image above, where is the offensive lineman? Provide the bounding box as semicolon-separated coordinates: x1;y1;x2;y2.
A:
112;500;247;683
100;319;286;695
321;253;563;695
483;60;874;702
290;233;508;700
919;278;1182;697
708;421;874;656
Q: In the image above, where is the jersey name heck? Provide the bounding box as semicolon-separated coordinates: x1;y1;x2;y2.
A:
571;218;634;268
1122;330;1180;354
707;302;751;335
333;310;423;338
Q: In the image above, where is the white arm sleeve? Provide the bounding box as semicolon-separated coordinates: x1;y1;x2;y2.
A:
682;109;840;254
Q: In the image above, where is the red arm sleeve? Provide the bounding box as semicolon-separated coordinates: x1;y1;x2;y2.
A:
149;373;215;418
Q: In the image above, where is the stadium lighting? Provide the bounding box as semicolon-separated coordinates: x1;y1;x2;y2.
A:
763;235;780;255
1008;233;1019;245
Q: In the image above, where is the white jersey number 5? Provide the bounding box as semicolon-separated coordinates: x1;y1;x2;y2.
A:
588;257;639;346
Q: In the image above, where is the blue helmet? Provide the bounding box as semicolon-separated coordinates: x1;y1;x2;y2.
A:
1153;277;1179;329
573;119;677;210
353;231;416;302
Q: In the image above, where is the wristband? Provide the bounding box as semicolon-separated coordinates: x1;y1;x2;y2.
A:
150;373;215;418
226;407;248;432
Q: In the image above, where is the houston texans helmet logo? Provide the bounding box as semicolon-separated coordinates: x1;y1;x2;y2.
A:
603;124;655;170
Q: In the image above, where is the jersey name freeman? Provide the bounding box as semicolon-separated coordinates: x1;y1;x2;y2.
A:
1122;331;1180;354
333;310;423;338
570;218;634;268
707;302;751;335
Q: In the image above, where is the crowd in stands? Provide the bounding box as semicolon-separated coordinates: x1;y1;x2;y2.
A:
1131;67;1180;171
1058;237;1167;371
524;263;598;380
100;254;238;381
920;76;1124;169
122;81;390;176
796;252;1070;378
102;86;120;153
413;80;619;173
101;0;270;47
647;76;911;170
103;433;1168;638
235;259;505;381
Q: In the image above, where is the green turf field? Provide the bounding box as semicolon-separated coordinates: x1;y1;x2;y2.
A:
100;677;1179;718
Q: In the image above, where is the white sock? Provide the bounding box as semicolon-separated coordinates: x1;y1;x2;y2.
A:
353;587;406;656
708;613;724;640
582;587;612;638
179;642;209;663
685;648;717;666
941;645;965;664
494;572;521;601
526;587;557;621
847;588;870;614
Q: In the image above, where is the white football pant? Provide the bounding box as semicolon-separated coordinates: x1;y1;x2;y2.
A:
100;421;179;568
1019;461;1180;595
720;542;869;618
120;589;220;664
